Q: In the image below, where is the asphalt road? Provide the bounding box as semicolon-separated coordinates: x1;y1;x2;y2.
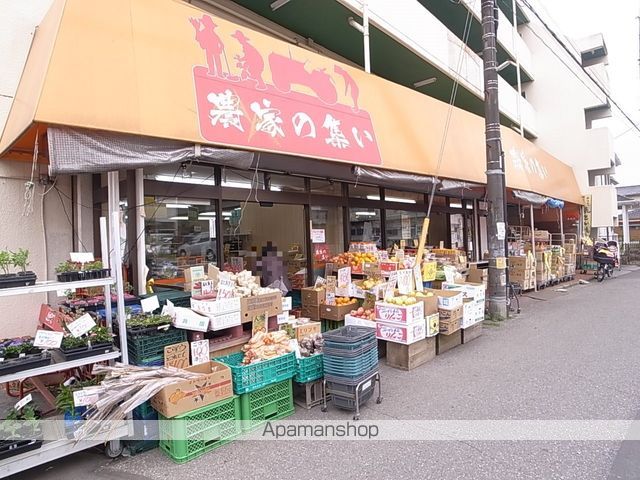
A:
7;267;640;480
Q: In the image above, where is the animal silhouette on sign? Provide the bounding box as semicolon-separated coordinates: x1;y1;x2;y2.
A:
231;30;266;90
190;15;227;78
334;65;360;112
269;52;337;104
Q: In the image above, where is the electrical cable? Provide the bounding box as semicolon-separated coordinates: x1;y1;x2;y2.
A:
55;187;88;252
519;0;640;136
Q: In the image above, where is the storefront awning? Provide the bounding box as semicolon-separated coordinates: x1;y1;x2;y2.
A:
0;0;582;204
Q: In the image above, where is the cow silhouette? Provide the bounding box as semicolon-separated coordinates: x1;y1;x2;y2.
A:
190;15;226;78
231;30;266;90
334;65;360;112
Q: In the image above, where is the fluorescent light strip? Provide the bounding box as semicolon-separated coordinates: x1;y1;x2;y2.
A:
199;211;216;217
165;203;191;209
355;211;377;216
155;175;216;186
169;216;188;221
366;195;416;204
222;212;233;217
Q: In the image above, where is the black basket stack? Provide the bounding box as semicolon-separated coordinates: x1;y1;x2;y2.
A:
322;326;381;414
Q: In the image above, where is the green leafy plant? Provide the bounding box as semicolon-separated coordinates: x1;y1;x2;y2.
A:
84;261;103;271
55;378;100;416
1;405;41;440
127;313;172;329
60;336;88;350
55;261;80;274
10;249;30;273
0;250;11;275
60;325;112;350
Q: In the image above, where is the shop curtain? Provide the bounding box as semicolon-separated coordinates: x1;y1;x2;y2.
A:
47;127;255;175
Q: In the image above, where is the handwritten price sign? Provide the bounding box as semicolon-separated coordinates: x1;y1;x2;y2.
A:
164;342;190;369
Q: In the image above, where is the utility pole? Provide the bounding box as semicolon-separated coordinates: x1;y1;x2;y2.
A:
481;0;507;319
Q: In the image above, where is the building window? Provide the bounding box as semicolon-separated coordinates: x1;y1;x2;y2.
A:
349;208;381;248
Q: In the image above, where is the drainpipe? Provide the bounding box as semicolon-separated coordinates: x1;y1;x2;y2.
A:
512;0;524;136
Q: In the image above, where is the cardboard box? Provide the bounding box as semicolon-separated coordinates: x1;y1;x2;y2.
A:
208;310;242;331
509;256;531;270
241;292;282;320
385;336;435;370
436;329;461;354
374;301;425;325
438;304;463;321
301;287;325;306
416;294;438;316
439;317;461;335
508;269;530;284
294;321;321;341
423;289;464;309
319;302;356;321
442;282;486;302
191;297;241;316
425;313;439;337
563;243;577;254
467;268;488;284
344;315;376;329
151;361;233;418
462;299;484;329
376;320;426;345
301;304;321;321
461;321;483;344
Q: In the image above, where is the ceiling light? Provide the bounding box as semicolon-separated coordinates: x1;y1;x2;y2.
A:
169;216;188;221
271;0;291;11
199;211;216;216
366;195;416;204
222;212;233;217
165;203;191;209
155;175;215;185
413;78;437;88
355;211;377;216
221;181;251;189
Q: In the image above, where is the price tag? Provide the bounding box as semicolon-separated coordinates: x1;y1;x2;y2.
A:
67;313;96;338
164;342;190;368
277;312;291;324
63;377;77;387
385;278;396;300
337;267;351;288
376;250;389;261
70;252;95;263
314;276;326;288
252;312;268;335
14;394;32;411
496;257;507;269
413;265;424;292
33;330;64;349
395;249;405;261
73;388;100;407
190;339;210;366
200;280;215;296
324;262;335;278
397;269;413;294
217;275;236;299
162;299;175;317
325;276;337;305
140;295;160;313
282;297;292;311
422;261;437;282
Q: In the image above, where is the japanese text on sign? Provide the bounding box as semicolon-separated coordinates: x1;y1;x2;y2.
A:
67;313;96;338
164;342;190;369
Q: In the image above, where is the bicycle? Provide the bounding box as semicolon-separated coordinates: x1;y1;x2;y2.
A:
506;282;521;314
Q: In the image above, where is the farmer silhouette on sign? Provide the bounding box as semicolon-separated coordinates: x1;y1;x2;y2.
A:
231;30;266;90
190;15;226;78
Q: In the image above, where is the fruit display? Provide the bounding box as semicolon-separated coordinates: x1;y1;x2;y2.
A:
335;297;357;306
382;295;419;305
349;306;375;321
356;277;385;291
219;270;280;298
408;291;435;298
299;333;324;357
330;251;377;270
241;330;293;364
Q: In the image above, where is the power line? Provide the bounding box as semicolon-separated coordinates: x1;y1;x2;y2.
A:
519;0;640;136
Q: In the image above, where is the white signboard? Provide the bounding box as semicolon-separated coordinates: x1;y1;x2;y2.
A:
497;222;506;240
73;388;101;407
217;276;236;299
282;297;293;311
67;313;96;338
33;330;64;349
140;295;160;313
310;229;326;243
413;265;424;292
173;307;210;332
397;269;414;295
190;340;210;366
14;394;33;410
69;252;95;263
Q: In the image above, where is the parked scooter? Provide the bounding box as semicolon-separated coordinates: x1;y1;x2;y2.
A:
593;239;617;282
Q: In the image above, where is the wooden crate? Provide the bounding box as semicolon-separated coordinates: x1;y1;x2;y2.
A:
461;322;483;344
436;330;462;355
386;336;436;371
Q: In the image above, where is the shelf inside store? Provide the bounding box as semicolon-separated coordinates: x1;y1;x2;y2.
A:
0;421;130;478
0;278;115;298
0;350;121;384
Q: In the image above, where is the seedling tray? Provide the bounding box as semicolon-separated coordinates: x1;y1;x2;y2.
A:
0;272;37;289
0;351;51;375
0;439;43;460
58;342;115;361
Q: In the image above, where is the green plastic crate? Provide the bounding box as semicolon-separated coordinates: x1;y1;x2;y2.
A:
215;352;297;394
240;379;294;431
321;319;344;333
159;395;241;464
294;353;324;383
142;290;192;310
127;328;187;362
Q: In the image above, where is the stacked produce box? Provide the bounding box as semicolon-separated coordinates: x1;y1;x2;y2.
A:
535;250;552;286
563;241;577;277
550;246;565;279
374;296;426;345
442;282;485;329
508;254;536;290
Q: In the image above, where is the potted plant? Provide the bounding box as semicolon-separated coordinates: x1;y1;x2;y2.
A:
55;261;81;282
83;260;110;280
55;378;100;437
0;248;37;289
0;338;51;375
56;259;111;282
0;405;43;460
120;313;173;336
58;325;114;361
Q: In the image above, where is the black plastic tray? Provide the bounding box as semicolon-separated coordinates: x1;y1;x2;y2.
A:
0;352;51;376
58;342;115;361
0;439;43;460
57;269;111;282
0;272;37;289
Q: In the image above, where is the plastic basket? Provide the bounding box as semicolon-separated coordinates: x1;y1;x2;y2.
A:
147;289;193;309
130;354;165;367
132;401;157;420
159;395;241;464
294;353;324;383
321;319;344;333
323;340;377;358
125;439;158;455
323;348;379;379
127;328;187;360
322;325;376;344
325;367;378;411
215;352;297;394
240;379;294;431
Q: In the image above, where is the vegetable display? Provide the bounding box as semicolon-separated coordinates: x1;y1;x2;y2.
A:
241;331;293;364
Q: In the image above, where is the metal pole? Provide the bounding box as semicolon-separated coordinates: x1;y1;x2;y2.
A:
100;217;112;334
511;0;524;136
482;0;507;318
529;205;537;292
363;0;371;73
622;204;630;246
135;168;146;293
559;207;565;244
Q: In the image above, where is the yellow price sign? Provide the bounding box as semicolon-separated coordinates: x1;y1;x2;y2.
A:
422;261;437;281
495;257;507;270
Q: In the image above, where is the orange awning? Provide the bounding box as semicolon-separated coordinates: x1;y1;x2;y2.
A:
0;0;582;204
